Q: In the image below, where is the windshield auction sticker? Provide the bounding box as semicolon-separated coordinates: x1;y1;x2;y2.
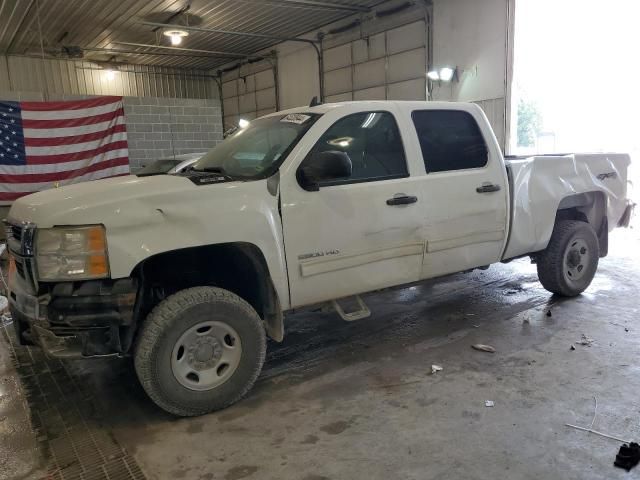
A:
281;113;311;124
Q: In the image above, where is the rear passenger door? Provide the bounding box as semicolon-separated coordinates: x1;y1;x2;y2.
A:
280;108;425;308
409;108;509;278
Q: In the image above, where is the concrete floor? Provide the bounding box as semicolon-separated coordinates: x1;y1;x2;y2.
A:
2;227;639;480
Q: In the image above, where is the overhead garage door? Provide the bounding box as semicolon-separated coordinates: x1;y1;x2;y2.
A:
221;61;278;131
323;20;428;103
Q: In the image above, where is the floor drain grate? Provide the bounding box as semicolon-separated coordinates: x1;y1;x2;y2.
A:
2;325;147;480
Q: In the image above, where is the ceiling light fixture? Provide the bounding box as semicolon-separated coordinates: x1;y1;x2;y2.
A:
163;29;189;46
238;118;250;128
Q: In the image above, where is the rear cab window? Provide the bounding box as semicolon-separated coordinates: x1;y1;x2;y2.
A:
411;110;488;173
304;111;408;186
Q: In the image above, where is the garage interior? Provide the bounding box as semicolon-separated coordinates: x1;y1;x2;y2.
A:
0;0;638;479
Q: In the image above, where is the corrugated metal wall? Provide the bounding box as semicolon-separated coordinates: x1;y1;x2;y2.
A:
0;55;216;99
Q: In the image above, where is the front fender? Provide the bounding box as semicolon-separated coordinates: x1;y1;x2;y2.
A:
104;180;290;308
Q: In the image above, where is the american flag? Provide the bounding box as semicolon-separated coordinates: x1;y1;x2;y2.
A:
0;96;130;205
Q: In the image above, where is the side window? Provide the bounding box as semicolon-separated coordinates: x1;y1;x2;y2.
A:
411;110;488;173
308;111;408;185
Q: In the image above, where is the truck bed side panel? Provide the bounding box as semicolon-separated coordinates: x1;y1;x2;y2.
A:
503;153;630;259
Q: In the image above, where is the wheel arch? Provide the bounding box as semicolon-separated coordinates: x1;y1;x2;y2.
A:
555;190;608;257
132;242;284;342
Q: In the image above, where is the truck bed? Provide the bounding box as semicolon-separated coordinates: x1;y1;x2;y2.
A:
503;153;630;259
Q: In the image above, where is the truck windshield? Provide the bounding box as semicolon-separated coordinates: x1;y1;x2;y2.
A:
191;113;320;179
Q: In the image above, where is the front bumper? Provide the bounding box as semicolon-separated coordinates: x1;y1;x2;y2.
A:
9;278;137;358
5;219;138;358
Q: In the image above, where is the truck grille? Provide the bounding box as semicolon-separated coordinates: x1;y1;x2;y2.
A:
4;221;35;256
6;224;22;243
4;221;37;290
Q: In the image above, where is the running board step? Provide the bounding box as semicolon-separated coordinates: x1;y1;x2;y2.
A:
331;295;371;321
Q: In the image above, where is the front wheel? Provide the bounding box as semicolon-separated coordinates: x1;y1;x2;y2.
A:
134;287;266;416
536;220;599;296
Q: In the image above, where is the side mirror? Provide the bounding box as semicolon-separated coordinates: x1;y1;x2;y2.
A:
297;151;352;191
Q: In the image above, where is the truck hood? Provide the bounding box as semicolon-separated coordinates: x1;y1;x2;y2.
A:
6;171;285;285
7;173;233;227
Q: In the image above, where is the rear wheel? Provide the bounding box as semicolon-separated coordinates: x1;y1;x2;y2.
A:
536;220;599;296
134;286;266;416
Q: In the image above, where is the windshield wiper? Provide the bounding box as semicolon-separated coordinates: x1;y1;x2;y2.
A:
193;166;228;174
189;166;237;179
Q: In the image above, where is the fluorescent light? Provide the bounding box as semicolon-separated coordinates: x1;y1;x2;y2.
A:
105;69;115;81
238;118;250;128
439;67;455;82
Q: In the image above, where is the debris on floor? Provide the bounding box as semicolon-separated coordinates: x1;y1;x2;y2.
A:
614;442;640;471
472;344;496;353
485;400;495;407
565;396;631;443
546;310;552;317
0;300;11;327
577;334;595;346
431;365;443;374
570;345;576;351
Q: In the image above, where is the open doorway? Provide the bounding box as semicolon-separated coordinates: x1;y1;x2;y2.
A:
510;0;639;168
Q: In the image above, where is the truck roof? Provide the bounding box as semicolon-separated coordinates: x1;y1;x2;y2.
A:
266;100;480;117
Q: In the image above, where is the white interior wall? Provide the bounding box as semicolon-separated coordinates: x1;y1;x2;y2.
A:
225;0;511;149
431;0;512;148
273;1;428;109
220;59;278;131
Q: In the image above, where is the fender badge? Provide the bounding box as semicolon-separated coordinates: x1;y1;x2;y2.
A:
597;172;617;180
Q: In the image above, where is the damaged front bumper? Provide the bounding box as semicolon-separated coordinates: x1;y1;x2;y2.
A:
9;278;138;358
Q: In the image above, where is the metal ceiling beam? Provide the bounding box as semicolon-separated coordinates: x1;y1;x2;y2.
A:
82;46;227;59
139;21;320;46
237;0;370;12
112;41;261;59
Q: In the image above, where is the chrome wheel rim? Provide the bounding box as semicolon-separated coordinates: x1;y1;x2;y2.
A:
171;321;242;391
563;237;590;283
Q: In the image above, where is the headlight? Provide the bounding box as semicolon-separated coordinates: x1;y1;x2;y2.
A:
36;225;109;281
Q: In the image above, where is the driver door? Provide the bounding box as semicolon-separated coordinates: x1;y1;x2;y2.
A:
279;108;425;308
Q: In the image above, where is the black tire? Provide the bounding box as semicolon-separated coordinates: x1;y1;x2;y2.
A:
536;220;599;296
134;286;266;416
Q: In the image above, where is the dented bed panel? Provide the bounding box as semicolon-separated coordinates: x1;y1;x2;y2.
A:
503;153;630;259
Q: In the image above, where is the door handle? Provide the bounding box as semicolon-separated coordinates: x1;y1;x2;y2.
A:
476;184;501;193
386;195;418;206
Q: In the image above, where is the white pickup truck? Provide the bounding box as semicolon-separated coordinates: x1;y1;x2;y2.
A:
6;101;633;416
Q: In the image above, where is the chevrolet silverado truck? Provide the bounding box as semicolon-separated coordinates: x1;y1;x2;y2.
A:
5;101;633;416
